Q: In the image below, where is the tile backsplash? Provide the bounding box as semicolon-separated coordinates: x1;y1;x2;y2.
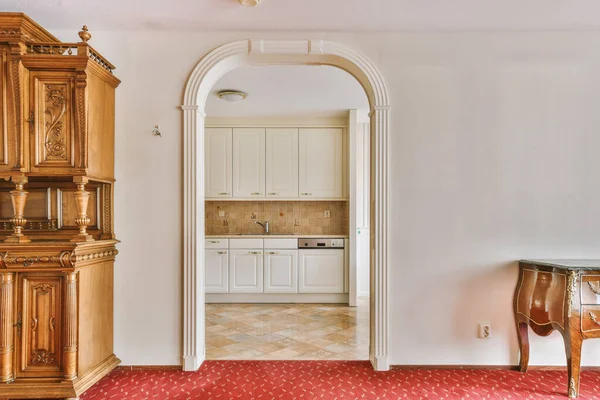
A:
205;201;349;235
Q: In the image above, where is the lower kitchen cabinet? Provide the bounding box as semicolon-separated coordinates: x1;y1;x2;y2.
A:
264;250;298;293
205;250;229;293
298;249;344;293
229;250;264;293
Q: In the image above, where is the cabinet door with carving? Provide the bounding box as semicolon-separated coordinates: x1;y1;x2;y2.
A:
28;71;77;174
16;273;63;378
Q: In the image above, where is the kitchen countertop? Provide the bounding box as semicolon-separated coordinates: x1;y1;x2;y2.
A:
206;234;349;239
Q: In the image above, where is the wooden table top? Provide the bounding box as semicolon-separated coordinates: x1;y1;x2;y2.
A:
521;259;600;270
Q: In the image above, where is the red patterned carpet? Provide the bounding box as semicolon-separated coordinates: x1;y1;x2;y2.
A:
80;361;600;399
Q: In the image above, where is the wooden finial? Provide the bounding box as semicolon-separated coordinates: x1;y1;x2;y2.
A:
78;25;91;42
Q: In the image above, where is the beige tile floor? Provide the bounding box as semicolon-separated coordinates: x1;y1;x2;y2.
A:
205;297;369;360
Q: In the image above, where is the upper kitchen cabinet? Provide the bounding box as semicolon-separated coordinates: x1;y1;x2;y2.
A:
233;128;265;198
266;128;298;198
205;128;232;198
0;21;120;180
299;128;344;199
204;125;346;201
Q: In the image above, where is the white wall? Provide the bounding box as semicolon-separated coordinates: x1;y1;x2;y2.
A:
56;29;600;366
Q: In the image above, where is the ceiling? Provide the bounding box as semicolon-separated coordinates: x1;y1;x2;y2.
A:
205;65;368;118
4;0;600;32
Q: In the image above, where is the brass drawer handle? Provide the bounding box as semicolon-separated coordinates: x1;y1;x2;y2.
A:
266;251;279;255
251;192;262;196
216;251;227;255
590;312;600;326
248;251;262;255
268;192;279;196
588;282;600;295
300;192;312;196
217;192;230;196
207;240;220;244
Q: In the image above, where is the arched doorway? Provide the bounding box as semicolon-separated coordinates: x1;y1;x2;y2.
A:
181;39;390;371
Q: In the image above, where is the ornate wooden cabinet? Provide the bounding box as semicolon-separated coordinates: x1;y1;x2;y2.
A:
0;13;120;399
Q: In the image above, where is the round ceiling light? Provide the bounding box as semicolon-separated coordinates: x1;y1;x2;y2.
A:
239;0;262;6
217;91;247;102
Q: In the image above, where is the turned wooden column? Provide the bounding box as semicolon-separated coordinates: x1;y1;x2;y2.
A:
63;271;78;380
5;175;30;243
0;273;14;383
71;176;94;242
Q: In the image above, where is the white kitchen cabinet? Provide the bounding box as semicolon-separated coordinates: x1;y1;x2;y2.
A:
205;249;229;293
233;128;265;198
298;249;344;293
264;250;298;293
298;128;344;198
229;249;264;293
205;128;233;198
266;128;299;198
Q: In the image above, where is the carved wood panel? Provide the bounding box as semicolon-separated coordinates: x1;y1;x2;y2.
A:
18;274;62;377
29;72;75;171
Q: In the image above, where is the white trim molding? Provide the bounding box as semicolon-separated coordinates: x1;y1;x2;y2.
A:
181;39;391;372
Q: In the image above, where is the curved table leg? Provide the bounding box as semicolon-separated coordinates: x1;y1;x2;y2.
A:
564;332;583;398
516;321;530;372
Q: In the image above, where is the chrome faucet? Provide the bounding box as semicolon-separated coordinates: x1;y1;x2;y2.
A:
255;220;269;234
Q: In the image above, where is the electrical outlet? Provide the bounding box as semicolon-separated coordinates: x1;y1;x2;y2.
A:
218;211;225;217
324;210;331;218
478;323;492;339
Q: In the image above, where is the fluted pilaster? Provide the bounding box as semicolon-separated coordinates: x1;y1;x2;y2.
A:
63;271;78;380
0;273;14;382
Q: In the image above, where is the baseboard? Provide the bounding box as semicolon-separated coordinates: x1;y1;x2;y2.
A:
118;365;183;371
390;365;600;371
206;293;349;303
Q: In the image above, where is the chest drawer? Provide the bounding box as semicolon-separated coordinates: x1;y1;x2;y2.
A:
581;305;600;333
580;275;600;305
205;238;228;249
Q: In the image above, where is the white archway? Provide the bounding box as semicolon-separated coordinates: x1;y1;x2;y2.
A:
181;39;390;371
